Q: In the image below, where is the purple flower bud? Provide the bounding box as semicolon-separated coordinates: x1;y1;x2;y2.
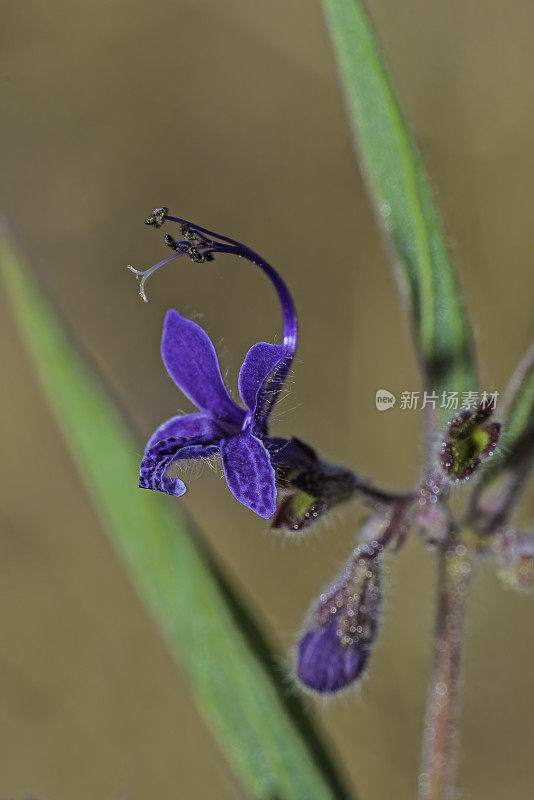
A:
296;546;382;694
440;402;501;483
297;619;371;694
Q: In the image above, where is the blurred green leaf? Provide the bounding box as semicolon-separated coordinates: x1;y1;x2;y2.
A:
1;236;352;800
473;344;534;526
323;0;477;426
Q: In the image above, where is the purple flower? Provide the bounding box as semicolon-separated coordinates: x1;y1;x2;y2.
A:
129;209;364;525
139;311;286;518
297;541;382;694
130;210;300;519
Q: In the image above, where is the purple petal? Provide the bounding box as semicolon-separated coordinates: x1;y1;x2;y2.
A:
220;430;276;519
140;435;219;497
297;619;369;694
238;342;285;414
144;411;233;454
161;310;244;423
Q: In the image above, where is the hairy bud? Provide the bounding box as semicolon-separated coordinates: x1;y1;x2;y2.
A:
296;543;382;693
440;402;500;482
271;438;358;532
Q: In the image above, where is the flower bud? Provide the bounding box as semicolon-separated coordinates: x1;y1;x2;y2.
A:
271;437;358;532
296;545;382;693
440;402;500;483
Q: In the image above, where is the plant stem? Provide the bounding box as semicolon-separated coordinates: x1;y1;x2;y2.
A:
419;543;474;800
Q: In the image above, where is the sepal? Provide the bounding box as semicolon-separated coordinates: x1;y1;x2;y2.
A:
271;438;358;532
440;402;500;483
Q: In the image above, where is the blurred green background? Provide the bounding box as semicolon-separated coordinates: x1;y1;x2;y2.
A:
1;0;533;798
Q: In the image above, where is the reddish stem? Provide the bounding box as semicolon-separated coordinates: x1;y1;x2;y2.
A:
419;544;473;800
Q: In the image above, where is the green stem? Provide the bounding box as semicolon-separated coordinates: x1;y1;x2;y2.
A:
419;544;474;800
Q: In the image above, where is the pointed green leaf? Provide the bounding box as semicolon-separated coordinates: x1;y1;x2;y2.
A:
1;236;351;800
323;0;477;425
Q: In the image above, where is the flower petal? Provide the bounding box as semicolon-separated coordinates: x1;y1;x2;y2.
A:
140;436;219;496
297;619;370;694
161;310;244;422
220;430;276;519
144;411;232;454
238;342;285;414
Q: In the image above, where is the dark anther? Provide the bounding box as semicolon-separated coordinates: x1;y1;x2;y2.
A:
188;247;212;263
165;234;192;254
145;207;168;228
181;222;210;248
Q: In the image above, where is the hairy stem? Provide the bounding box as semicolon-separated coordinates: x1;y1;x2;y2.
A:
419;543;474;800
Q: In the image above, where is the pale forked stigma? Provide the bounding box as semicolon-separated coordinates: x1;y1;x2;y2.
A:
127;265;150;302
127;253;182;302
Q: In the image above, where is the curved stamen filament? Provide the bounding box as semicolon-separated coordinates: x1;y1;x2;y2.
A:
131;212;299;412
164;214;247;250
164;214;298;351
208;244;297;355
206;242;297;413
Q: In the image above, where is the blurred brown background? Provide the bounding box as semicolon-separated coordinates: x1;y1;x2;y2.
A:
1;0;533;798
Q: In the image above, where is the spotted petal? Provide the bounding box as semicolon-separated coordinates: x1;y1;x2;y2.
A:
238;342;285;416
140;436;219;496
144;411;235;454
220;430;277;519
161;310;243;423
